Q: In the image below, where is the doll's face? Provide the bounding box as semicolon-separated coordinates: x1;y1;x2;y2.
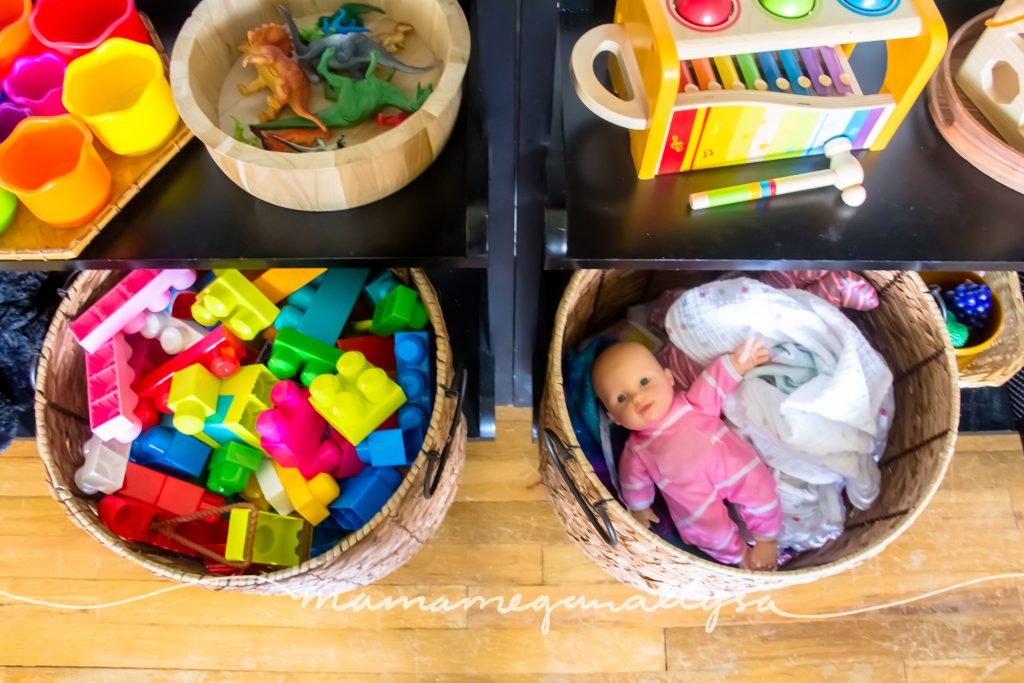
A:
592;342;675;431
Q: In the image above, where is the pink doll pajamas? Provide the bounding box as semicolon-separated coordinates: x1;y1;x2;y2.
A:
619;356;783;564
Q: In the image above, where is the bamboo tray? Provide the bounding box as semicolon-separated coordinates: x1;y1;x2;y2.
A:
0;15;193;262
927;8;1024;195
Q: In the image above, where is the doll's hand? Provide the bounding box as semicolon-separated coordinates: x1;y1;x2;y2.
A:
630;507;660;528
741;538;778;571
730;337;771;376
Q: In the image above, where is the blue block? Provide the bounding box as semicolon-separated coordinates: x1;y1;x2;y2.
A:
394;331;432;460
355;429;408;467
274;269;368;344
310;525;347;557
130;426;212;479
329;467;403;529
363;272;399;307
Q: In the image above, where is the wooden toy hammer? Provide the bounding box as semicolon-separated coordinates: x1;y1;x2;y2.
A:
689;137;867;210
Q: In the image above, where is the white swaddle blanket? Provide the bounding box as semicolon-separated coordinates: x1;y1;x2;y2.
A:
665;278;893;549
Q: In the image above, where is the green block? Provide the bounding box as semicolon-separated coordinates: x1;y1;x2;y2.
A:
207;442;264;496
370;285;428;336
0;189;17;235
225;509;308;567
268;327;343;386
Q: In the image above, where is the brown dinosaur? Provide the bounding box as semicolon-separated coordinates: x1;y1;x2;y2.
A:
372;21;413;53
238;24;326;131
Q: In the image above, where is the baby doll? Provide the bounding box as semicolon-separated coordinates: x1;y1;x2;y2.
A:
592;339;782;570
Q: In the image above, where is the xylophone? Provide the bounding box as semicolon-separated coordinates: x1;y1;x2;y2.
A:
571;0;947;179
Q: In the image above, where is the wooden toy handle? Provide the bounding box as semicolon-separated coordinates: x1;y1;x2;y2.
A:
570;24;649;130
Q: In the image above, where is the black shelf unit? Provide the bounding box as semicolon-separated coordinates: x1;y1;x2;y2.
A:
515;0;1024;432
2;0;497;439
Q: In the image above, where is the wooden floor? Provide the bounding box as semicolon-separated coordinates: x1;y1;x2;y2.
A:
1;407;1023;681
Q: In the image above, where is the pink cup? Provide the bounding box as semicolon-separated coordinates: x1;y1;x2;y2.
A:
0;100;29;141
29;0;150;61
3;52;66;115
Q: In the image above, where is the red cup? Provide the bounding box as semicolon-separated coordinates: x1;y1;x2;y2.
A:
0;0;43;78
29;0;150;61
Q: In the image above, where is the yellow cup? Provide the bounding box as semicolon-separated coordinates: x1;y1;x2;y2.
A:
61;38;178;156
0;115;111;227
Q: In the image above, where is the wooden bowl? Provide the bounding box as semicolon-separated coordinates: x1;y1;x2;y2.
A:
170;0;468;211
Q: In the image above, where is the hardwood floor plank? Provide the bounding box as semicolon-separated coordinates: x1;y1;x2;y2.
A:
430;502;567;545
382;543;542;585
905;658;1024;682
0;458;50;497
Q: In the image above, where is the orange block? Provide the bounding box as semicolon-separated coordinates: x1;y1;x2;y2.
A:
251;269;327;304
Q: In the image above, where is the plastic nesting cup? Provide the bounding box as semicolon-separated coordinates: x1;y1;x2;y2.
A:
0;100;28;141
62;38;177;156
3;52;66;115
0;115;112;227
29;0;149;61
0;0;41;79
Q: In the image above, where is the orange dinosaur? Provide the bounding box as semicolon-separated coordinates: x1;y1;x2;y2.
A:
238;23;326;132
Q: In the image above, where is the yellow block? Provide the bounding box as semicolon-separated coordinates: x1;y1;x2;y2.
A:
272;461;339;526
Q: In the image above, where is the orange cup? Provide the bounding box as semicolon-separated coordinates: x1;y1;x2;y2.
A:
0;115;111;227
0;0;41;79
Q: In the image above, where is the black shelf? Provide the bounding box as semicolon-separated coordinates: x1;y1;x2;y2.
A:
0;0;486;272
544;0;1024;271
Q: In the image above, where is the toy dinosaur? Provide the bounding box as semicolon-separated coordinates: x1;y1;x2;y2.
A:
251;127;331;152
318;3;382;36
372;22;413;53
278;5;433;82
238;26;327;132
253;49;432;130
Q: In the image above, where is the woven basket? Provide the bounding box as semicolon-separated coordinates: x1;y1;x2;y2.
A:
540;270;959;599
957;272;1024;388
35;268;466;595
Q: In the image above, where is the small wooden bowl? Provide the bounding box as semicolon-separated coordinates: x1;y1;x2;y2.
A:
170;0;469;211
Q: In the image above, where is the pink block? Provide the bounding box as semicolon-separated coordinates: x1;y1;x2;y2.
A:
70;269;197;354
86;333;142;443
256;380;363;478
320;429;364;479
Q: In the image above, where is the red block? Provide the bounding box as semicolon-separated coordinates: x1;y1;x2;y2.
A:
98;495;229;557
132;326;247;416
119;462;224;521
338;335;396;374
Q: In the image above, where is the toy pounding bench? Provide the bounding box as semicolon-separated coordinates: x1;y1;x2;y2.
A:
571;0;947;178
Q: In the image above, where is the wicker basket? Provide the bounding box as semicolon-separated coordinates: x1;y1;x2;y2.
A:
957;272;1024;388
540;270;959;599
35;268;466;595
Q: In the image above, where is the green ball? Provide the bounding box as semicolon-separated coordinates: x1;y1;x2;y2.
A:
759;0;815;19
0;188;16;235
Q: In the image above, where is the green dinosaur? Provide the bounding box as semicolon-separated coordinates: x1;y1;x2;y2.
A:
253;48;432;130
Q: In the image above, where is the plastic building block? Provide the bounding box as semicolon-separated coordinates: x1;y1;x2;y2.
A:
74;435;130;495
309;351;406;445
192;269;280;340
131;425;212;479
119;461;225;520
256;379;361;479
139;310;207;354
355;428;408;467
252;268;326;303
328;467;403;529
370;285;428;336
394;331;432;459
275;269;369;345
310;525;346;558
70;270;198;354
98;494;228;557
272;460;339;526
338;335;396;374
363;271;400;307
218;364;277;447
133;326;247;422
207;442;264;496
225;508;308;567
256;380;325;471
254;457;294;515
267;327;342;386
202;395;234;446
167;364;221;436
240;473;272;511
85;333;143;443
